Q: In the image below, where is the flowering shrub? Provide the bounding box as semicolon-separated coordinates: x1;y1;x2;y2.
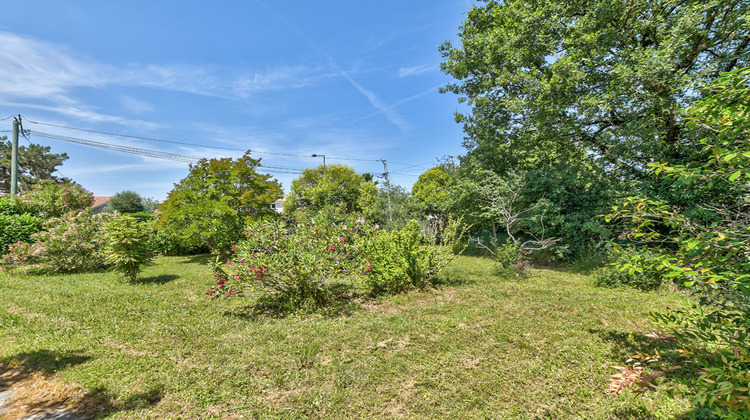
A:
24;180;94;218
104;215;154;282
0;211;111;274
363;218;466;294
212;210;376;306
212;207;466;308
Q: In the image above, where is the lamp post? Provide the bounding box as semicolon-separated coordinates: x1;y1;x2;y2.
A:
311;154;326;167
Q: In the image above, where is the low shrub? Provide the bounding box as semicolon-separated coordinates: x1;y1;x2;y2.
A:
469;238;531;278
0;196;45;254
0;211;111;274
211;210;374;307
0;213;43;254
211;209;465;308
593;246;664;291
0;196;43;216
104;215;154;282
363;218;465;293
149;227;208;256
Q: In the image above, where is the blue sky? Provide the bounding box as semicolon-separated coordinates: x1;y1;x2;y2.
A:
0;1;472;200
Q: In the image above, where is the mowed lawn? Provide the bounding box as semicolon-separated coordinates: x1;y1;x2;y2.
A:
0;255;692;419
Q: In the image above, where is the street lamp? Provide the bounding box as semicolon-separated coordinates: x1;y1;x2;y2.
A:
311;154;326;167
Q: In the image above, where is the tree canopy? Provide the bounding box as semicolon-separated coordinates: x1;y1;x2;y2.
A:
0;138;70;193
157;152;282;256
109;190;145;214
411;166;452;216
440;0;750;178
284;164;377;214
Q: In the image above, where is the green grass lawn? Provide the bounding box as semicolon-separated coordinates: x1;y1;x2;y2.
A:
0;255;693;419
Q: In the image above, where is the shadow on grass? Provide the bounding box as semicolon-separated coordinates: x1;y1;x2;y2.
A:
592;328;706;417
0;349;163;419
177;254;217;265
225;283;363;320
0;349;91;381
133;274;179;285
590;328;685;362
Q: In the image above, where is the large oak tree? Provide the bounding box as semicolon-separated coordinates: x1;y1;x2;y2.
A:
440;0;750;177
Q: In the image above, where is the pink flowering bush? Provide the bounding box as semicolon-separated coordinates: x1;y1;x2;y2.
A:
24;180;94;218
212;204;466;308
211;208;376;306
0;211;112;274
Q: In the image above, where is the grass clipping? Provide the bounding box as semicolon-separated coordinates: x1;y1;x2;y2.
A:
0;369;93;420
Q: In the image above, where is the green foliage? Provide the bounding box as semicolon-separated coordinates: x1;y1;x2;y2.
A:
440;0;749;260
23;180;94;218
103;215;154;282
364;218;466;294
412;166;452;216
0;137;70;192
478;240;530;278
0;196;44;253
455;169;563;266
367;183;422;230
593;246;664;291
0;211;111;274
0;196;42;216
109;190;145;213
650;305;750;417
0;213;43;255
440;0;749;180
284;164;377;214
213;209;376;307
157;152;282;256
149;227;208;256
606;68;750;417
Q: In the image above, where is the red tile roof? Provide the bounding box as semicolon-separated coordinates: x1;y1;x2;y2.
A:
92;196;111;208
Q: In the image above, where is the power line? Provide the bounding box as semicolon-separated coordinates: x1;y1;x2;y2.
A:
29;130;199;163
26;119;246;152
26;130;305;176
24;118;381;162
20;131;71;181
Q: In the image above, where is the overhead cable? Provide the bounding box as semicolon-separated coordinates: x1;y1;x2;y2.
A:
24;118;381;162
26;130;305;175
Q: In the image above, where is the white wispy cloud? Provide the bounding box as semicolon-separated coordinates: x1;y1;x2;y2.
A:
120;96;155;114
398;63;436;77
0;31;327;122
0;32;107;102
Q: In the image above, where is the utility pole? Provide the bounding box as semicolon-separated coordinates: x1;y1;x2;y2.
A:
381;160;392;223
10;115;20;195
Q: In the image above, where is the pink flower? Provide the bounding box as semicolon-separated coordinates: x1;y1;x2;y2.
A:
338;236;346;243
231;245;236;252
327;244;336;251
374;224;379;230
365;262;372;271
